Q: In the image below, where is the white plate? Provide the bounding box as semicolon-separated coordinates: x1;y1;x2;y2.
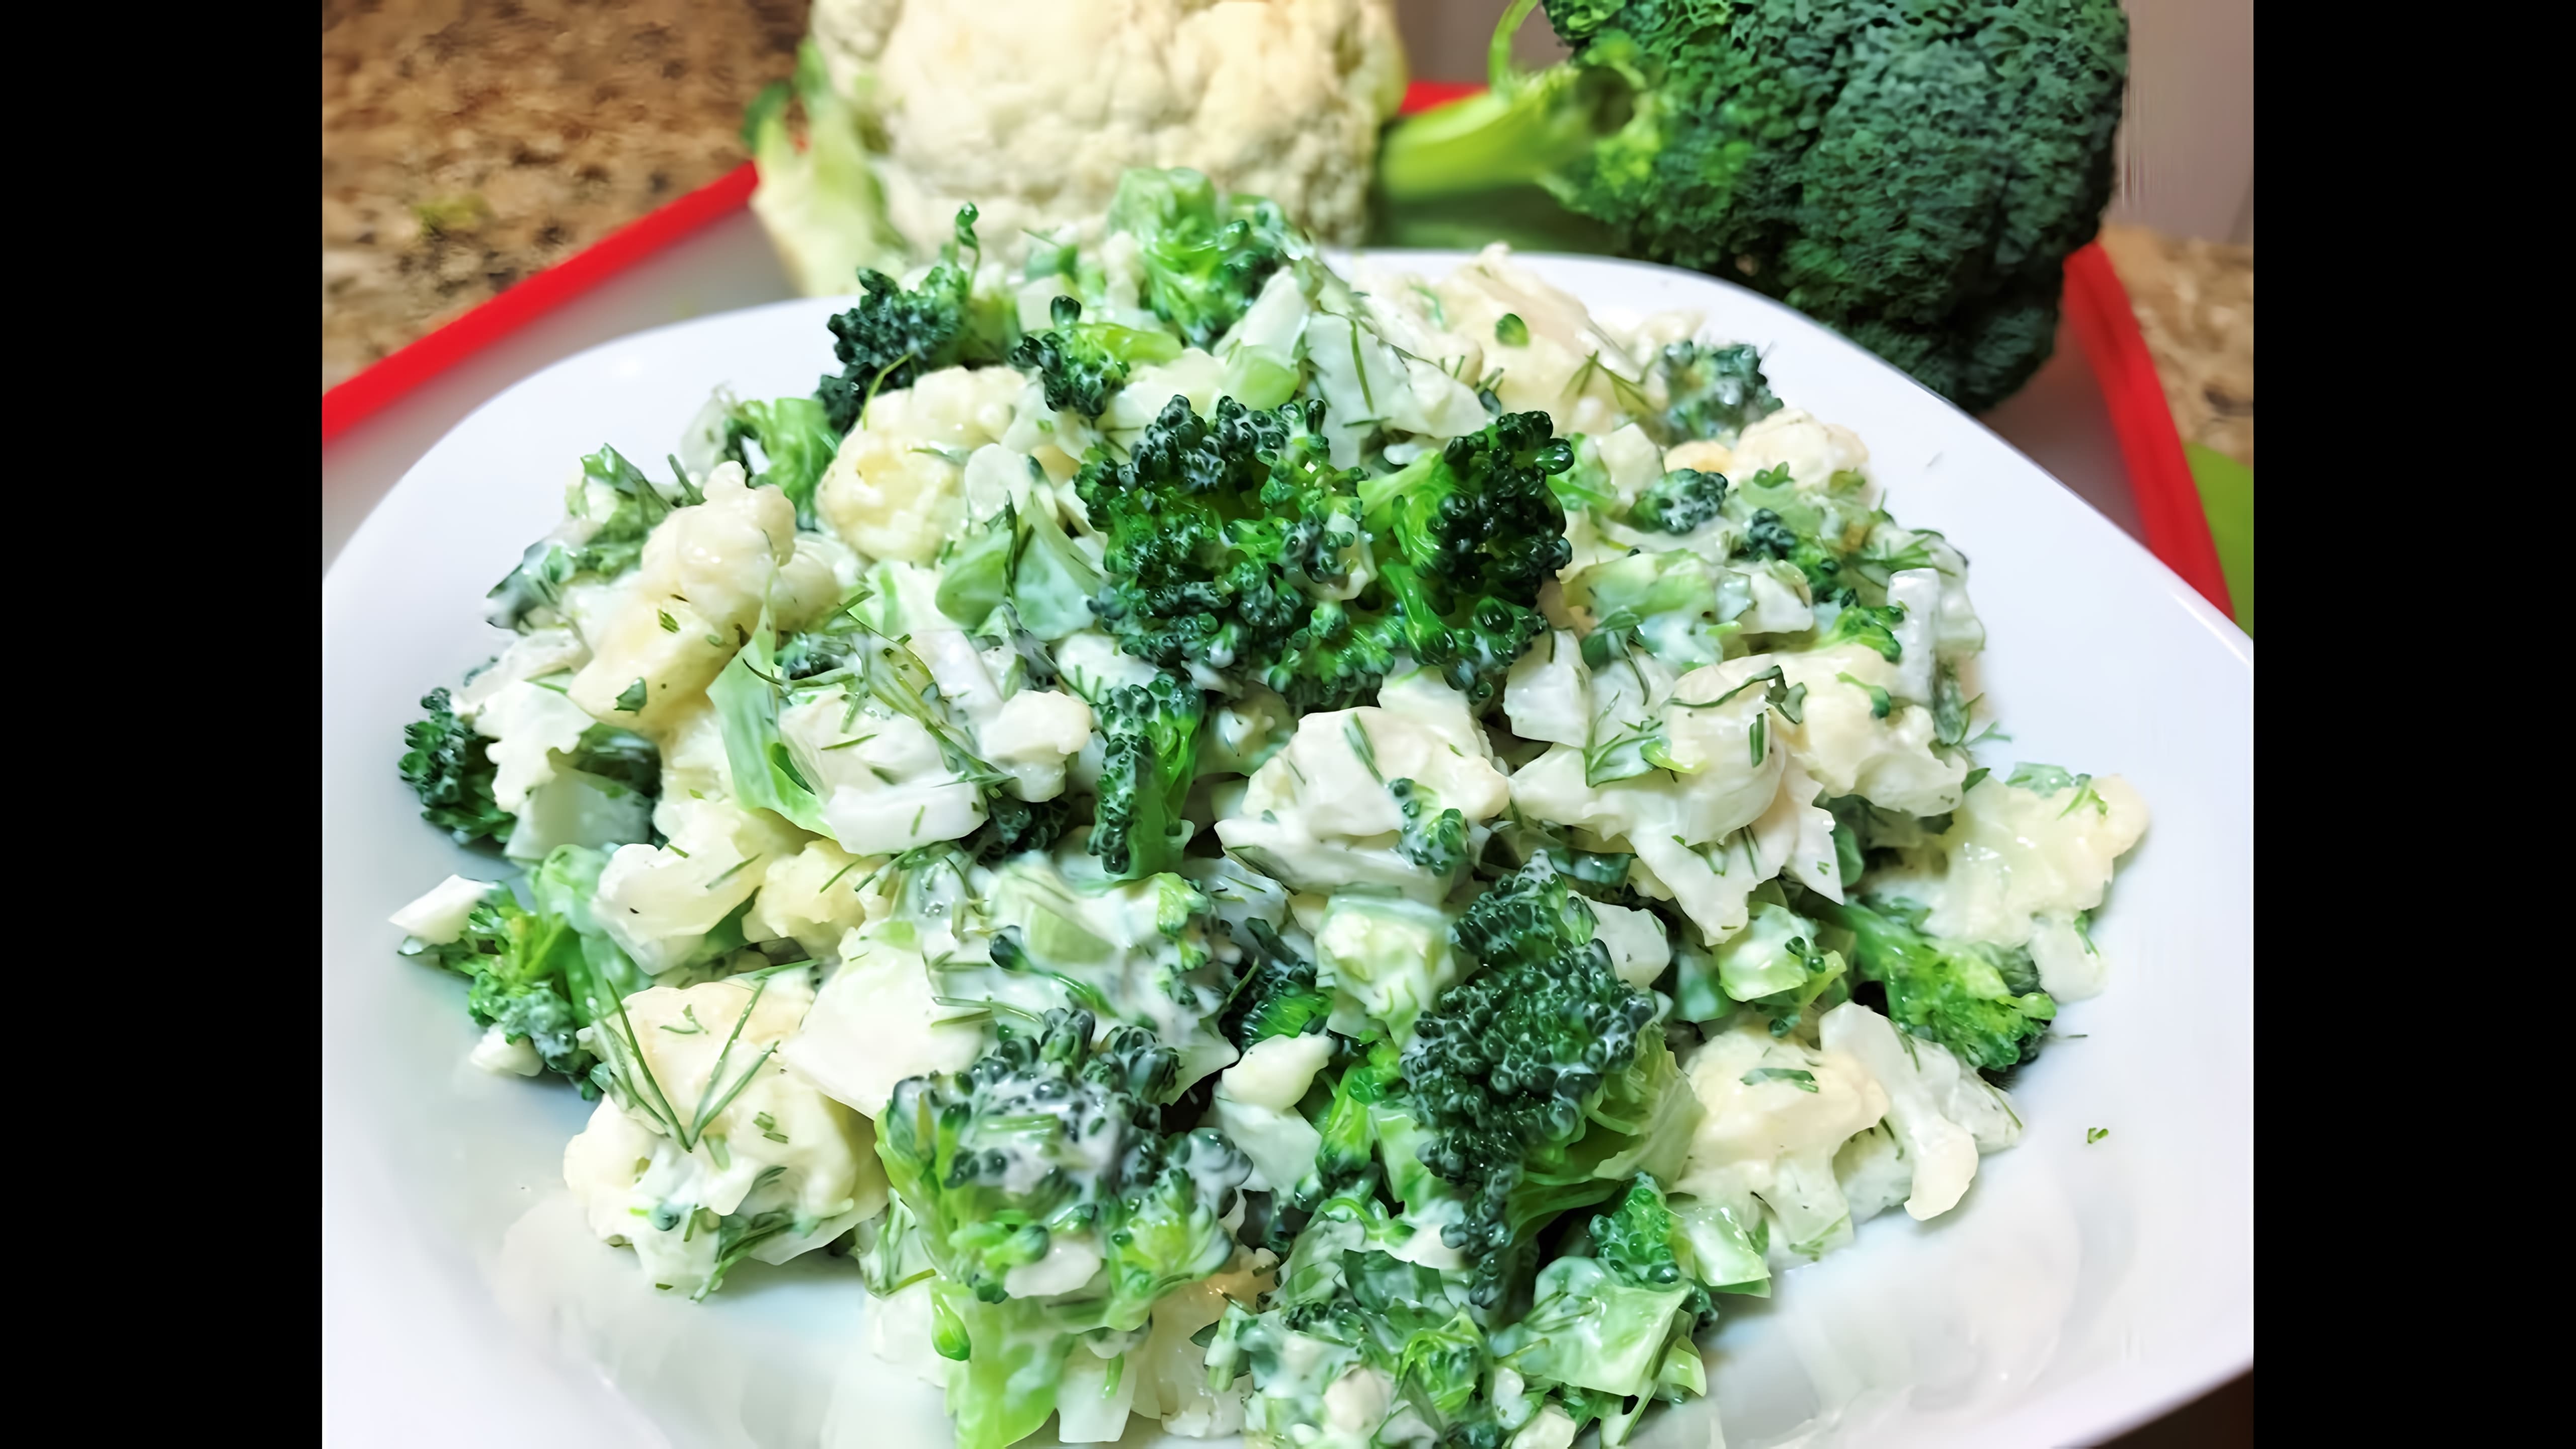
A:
321;252;2253;1449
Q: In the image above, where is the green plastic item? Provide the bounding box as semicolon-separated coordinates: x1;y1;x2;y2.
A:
2184;442;2253;636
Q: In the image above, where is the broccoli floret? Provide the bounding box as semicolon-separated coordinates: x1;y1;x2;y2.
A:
1077;400;1573;710
1622;467;1729;536
486;446;702;630
1103;168;1301;347
1087;673;1205;879
1356;410;1576;704
1813;895;2055;1072
1390;777;1469;875
1379;0;2130;411
1650;342;1782;446
1399;854;1669;1300
816;205;1010;433
406;849;650;1091
965;794;1077;865
720;393;841;530
1817;601;1907;663
1221;917;1333;1052
1005;295;1184;418
1076;395;1363;697
398;689;512;845
1585;1173;1716;1330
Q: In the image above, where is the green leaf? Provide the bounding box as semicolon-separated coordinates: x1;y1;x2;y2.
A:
614;678;649;714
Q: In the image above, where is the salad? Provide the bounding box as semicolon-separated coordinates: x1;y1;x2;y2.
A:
388;167;2148;1449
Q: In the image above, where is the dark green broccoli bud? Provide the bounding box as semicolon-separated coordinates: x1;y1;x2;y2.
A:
1400;854;1666;1300
1357;410;1576;703
1650;341;1781;445
1813;895;2055;1072
966;793;1077;865
1379;0;2129;411
399;689;513;845
486;446;703;629
1006;295;1184;418
816;205;1009;433
1391;778;1469;876
1622;467;1730;535
1818;601;1907;663
1586;1173;1717;1330
1088;673;1205;880
1104;168;1300;347
875;1007;1251;1319
1221;917;1333;1052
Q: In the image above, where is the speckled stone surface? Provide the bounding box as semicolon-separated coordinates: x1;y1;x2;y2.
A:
320;0;807;391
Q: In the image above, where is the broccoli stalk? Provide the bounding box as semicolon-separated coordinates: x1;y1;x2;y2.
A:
1377;0;2130;411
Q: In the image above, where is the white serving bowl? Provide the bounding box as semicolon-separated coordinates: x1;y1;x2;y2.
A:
322;252;2252;1449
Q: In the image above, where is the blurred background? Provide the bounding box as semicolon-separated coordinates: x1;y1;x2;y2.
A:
318;4;2252;1439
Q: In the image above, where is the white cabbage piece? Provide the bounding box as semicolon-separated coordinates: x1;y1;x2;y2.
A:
782;927;989;1117
388;874;500;945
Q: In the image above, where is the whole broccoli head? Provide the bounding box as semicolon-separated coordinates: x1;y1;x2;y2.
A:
1379;0;2129;412
1814;895;2056;1072
1006;295;1185;418
876;1006;1250;1316
398;689;513;845
1104;168;1302;347
1399;854;1665;1301
1087;673;1205;880
816;205;1011;432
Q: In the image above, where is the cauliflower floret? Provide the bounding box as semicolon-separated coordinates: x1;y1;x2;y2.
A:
1676;1019;1888;1262
780;929;989;1116
1818;1003;2022;1222
817;366;1023;563
1432;245;1648;436
1920;770;2149;998
1772;646;1968;818
806;0;1405;265
980;689;1095;802
1729;408;1874;500
474;680;599;813
564;973;887;1296
749;840;892;957
454;627;589;721
1216;680;1509;901
594;796;809;973
568;462;796;729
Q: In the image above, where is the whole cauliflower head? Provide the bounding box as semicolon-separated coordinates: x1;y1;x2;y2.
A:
810;0;1407;261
